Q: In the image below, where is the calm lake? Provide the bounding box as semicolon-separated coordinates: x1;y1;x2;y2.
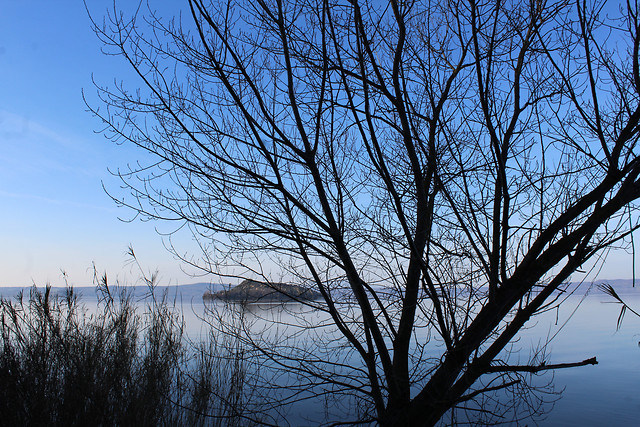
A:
512;291;640;426
2;284;639;425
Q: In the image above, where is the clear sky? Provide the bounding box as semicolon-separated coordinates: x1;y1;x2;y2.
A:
0;0;200;286
0;1;637;287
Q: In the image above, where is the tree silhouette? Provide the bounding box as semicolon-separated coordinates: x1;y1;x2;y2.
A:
88;0;640;424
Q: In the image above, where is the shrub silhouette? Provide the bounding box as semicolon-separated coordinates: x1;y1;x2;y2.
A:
0;285;253;426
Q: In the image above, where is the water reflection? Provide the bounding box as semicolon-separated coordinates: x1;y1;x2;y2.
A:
189;293;640;425
2;287;639;424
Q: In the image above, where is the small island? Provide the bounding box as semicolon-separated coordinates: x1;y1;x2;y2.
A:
203;279;322;303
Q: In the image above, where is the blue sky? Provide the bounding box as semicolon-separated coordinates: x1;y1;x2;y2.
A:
0;0;197;286
0;1;637;287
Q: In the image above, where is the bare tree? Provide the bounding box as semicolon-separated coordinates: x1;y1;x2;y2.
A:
88;0;640;424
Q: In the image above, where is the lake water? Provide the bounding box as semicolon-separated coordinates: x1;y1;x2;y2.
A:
179;288;640;425
2;284;639;425
514;293;640;426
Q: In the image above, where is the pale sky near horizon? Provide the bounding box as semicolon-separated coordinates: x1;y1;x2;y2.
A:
0;0;638;287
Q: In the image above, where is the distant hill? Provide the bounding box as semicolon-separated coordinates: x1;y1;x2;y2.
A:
203;279;322;303
583;279;639;295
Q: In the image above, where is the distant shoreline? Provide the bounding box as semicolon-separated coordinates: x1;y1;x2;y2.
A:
1;279;639;299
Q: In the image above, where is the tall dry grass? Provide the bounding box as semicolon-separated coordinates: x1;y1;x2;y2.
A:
0;282;256;426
